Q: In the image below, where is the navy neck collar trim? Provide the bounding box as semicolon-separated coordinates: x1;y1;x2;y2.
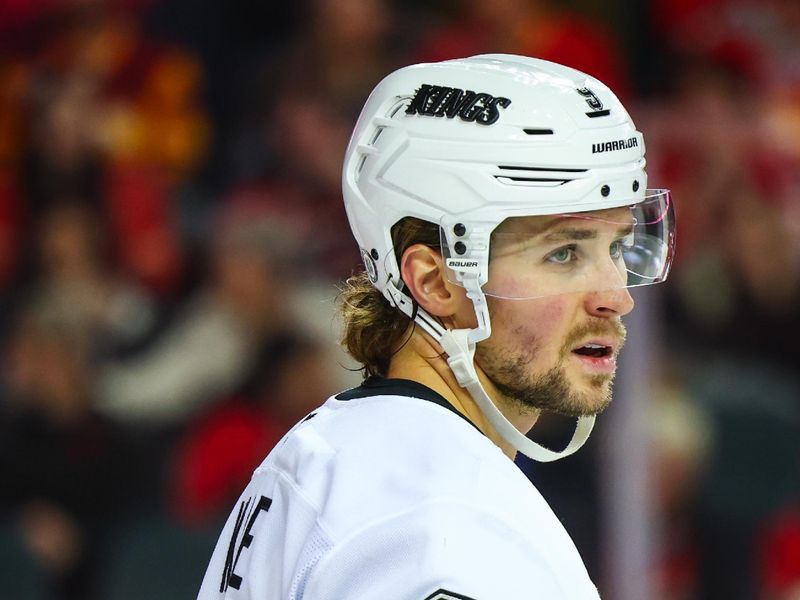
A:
335;376;482;434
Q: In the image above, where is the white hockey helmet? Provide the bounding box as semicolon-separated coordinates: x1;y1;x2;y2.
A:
342;54;675;462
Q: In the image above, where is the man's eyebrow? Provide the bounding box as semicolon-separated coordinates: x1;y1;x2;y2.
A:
543;228;597;241
542;224;635;242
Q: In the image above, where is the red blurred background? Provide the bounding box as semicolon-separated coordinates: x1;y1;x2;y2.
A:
0;1;798;599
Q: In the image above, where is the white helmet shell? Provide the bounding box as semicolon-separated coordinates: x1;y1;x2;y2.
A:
343;54;648;299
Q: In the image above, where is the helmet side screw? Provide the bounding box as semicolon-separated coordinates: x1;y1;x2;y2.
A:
454;241;467;255
601;185;611;197
370;248;379;260
632;180;640;192
454;223;466;237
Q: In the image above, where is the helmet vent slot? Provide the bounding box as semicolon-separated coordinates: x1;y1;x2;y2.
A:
388;100;408;118
495;176;570;187
370;127;384;144
497;176;568;182
355;155;368;179
523;128;554;135
495;165;584;186
498;165;587;173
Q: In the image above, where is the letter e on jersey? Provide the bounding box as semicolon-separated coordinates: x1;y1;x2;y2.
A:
220;495;272;592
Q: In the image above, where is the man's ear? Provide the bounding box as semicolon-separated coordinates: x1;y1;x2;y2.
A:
400;244;473;326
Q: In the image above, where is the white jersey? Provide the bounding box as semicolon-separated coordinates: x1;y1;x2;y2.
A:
197;378;601;599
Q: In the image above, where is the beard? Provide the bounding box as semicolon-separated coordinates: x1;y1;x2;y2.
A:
476;318;626;418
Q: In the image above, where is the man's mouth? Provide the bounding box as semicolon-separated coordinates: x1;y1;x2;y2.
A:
569;338;619;374
572;342;614;359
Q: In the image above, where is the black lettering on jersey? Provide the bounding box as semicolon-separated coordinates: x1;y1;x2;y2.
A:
406;84;511;126
220;495;272;592
220;497;250;592
423;590;477;600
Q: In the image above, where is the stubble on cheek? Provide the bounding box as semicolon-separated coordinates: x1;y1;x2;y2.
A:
475;297;562;385
473;297;620;417
489;298;566;357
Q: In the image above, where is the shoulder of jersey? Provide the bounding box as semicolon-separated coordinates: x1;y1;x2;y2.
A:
257;392;531;539
270;391;502;481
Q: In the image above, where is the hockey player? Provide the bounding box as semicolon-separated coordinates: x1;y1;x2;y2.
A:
197;54;675;599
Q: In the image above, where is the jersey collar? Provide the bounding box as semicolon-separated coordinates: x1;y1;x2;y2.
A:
335;376;483;435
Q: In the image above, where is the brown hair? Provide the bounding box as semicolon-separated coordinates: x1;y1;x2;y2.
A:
339;217;440;378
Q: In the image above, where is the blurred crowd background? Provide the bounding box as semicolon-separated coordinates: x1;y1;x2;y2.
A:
0;0;799;599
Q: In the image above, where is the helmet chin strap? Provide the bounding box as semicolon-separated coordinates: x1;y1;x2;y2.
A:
385;279;595;462
438;328;595;463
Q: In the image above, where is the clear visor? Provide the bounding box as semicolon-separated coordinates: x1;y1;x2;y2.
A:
443;189;675;300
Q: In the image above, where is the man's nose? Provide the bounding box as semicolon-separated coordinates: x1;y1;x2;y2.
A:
584;285;635;318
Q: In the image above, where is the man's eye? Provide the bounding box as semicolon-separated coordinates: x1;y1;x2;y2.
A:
546;245;577;264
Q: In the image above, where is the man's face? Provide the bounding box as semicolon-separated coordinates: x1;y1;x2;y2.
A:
474;209;636;417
